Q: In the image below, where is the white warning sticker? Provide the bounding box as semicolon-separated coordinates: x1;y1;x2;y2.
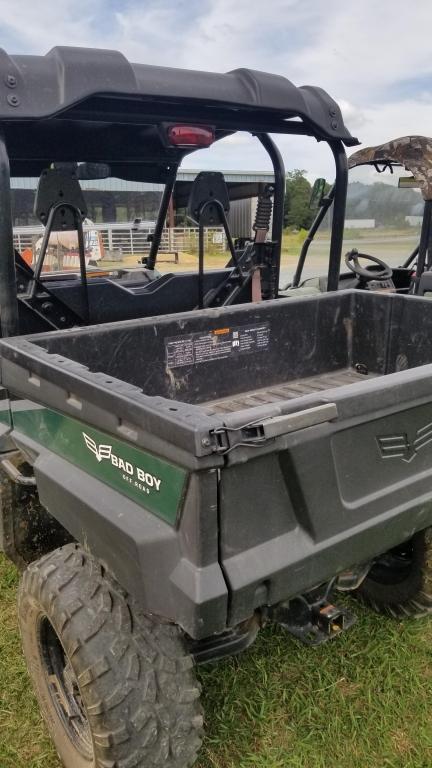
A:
165;322;270;368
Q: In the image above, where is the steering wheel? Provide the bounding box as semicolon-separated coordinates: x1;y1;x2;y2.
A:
345;249;393;281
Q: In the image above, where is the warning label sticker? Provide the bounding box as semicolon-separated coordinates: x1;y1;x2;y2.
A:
165;322;271;369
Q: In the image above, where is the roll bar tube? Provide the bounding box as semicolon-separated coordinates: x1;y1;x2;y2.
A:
414;199;432;288
0;134;18;336
291;140;348;291
292;185;336;288
146;166;178;271
257;133;285;291
327;140;348;292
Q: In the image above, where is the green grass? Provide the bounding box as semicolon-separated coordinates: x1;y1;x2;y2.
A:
0;555;58;768
1;553;432;768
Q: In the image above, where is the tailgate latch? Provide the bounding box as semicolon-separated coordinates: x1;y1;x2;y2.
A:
209;402;338;454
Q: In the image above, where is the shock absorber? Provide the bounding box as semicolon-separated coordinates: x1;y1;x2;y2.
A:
253;184;274;243
250;184;274;301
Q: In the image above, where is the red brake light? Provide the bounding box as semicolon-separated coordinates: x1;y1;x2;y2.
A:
167;125;215;148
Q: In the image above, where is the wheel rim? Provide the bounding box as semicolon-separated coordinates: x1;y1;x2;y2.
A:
38;615;94;760
368;541;415;586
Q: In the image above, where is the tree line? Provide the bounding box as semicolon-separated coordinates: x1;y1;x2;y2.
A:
284;170;424;230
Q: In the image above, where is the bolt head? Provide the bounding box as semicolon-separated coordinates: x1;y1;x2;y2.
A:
7;93;20;107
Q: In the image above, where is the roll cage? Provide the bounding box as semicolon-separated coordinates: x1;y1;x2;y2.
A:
0;46;358;336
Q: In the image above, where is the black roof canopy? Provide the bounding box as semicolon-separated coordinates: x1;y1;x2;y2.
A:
0;46;358;180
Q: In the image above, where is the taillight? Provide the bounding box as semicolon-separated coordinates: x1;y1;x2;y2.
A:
167;125;215;148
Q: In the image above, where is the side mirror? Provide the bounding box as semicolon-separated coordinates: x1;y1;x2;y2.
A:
398;176;420;189
309;177;326;210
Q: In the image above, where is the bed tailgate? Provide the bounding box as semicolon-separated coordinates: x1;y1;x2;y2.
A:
216;366;432;625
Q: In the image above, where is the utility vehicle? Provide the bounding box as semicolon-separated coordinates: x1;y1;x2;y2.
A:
2;48;432;768
289;135;432;295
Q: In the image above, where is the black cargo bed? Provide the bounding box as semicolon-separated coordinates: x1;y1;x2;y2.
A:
2;289;432;461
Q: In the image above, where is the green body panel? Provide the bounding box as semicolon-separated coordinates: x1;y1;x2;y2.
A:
12;406;188;525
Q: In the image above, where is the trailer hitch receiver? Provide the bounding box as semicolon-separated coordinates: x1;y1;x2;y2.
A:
271;588;356;646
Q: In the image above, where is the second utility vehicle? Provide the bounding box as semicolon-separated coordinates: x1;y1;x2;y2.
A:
292;135;432;295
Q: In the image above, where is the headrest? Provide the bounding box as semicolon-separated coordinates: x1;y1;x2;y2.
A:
34;167;87;231
187;171;230;225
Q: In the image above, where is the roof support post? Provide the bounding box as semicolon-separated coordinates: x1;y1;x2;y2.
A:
327;140;348;292
146;166;178;270
0;133;18;336
257;134;285;293
414;199;432;285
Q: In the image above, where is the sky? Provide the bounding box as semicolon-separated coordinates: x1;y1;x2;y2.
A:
2;0;432;182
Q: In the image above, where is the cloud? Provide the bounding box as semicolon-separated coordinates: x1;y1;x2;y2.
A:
291;0;432;101
338;100;369;131
0;0;431;179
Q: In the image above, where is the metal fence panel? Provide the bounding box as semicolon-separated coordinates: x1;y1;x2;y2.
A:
13;223;227;259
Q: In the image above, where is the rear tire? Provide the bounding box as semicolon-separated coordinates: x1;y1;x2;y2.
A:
17;543;203;768
355;527;432;618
